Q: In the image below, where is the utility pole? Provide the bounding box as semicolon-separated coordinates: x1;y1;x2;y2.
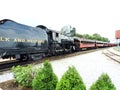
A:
116;39;119;47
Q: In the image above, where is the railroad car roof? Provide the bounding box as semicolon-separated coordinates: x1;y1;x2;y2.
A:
74;37;109;43
95;40;108;44
73;37;96;42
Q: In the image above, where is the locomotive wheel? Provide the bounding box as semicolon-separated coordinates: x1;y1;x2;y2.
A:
20;54;29;61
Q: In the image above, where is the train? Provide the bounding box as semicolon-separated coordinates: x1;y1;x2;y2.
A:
0;19;115;61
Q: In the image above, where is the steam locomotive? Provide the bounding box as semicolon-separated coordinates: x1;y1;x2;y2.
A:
0;19;114;61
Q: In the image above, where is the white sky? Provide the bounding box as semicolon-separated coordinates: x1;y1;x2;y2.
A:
1;0;120;42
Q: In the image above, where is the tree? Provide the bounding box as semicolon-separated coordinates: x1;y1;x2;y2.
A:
56;66;86;90
93;33;110;42
61;25;76;36
83;34;92;39
32;60;58;90
92;33;101;41
61;26;110;42
75;33;83;38
90;73;116;90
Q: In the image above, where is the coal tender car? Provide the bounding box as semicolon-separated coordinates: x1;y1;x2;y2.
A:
0;19;75;60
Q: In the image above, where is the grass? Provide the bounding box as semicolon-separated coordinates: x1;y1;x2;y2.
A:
113;46;120;52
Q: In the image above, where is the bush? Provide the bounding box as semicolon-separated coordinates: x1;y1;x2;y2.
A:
56;66;86;90
32;60;58;90
90;73;116;90
12;65;33;87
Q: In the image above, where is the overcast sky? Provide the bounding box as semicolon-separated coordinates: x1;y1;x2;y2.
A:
1;0;120;42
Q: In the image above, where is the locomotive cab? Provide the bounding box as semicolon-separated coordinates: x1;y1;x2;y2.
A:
37;26;76;55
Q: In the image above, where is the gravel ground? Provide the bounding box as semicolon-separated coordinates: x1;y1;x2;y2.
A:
0;49;120;90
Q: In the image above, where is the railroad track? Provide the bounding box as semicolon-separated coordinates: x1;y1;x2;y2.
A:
0;48;108;71
0;60;30;71
103;49;120;63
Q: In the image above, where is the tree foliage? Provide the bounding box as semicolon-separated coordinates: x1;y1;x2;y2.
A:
75;33;109;42
32;60;58;90
61;25;109;42
90;73;116;90
61;25;76;37
56;66;86;90
75;33;83;38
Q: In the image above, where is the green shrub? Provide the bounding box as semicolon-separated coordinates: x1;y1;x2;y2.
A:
56;66;86;90
32;60;58;90
90;73;116;90
12;65;33;87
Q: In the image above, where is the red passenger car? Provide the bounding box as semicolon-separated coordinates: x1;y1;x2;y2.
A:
73;37;113;51
73;37;96;50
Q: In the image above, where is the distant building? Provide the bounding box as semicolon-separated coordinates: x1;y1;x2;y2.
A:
115;30;120;39
115;30;120;46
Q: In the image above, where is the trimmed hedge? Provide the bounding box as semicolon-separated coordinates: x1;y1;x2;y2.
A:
12;65;33;87
32;60;58;90
56;66;86;90
90;73;116;90
12;60;117;90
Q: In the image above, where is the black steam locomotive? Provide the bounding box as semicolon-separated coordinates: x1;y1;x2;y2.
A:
0;19;76;60
0;19;114;61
